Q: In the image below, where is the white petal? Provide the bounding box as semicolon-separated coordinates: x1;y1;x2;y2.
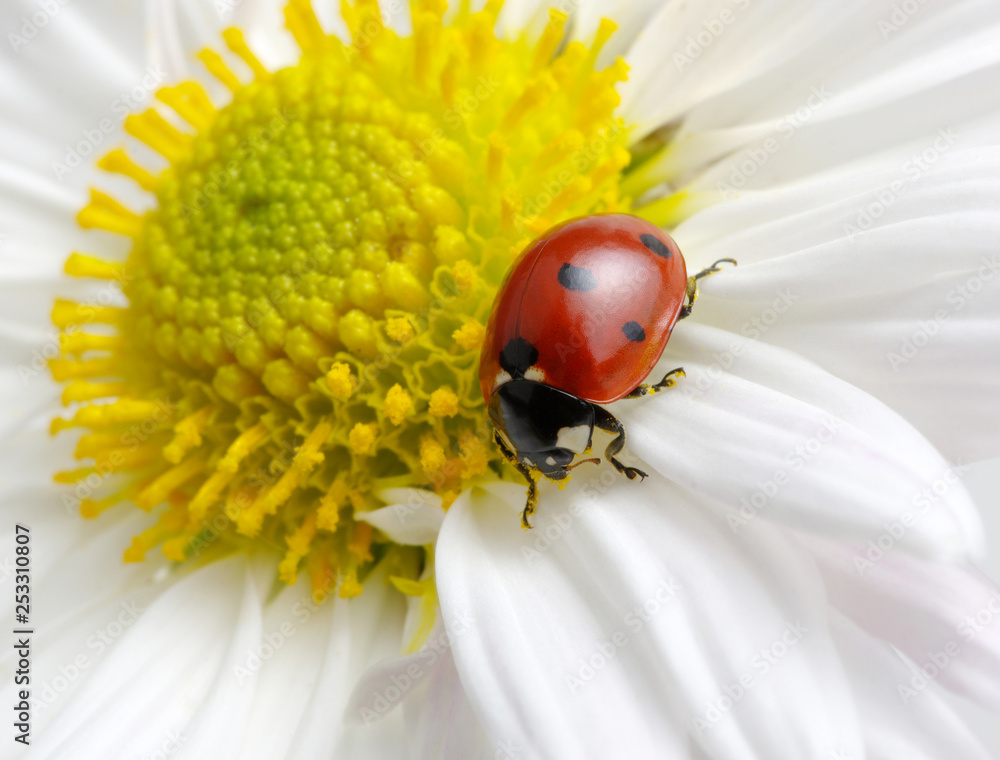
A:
170;566;264;760
345;643;439;726
622;0;1000;185
677;147;1000;463
810;536;1000;711
570;0;666;67
403;643;493;760
24;556;259;760
830;612;995;760
618;323;983;560
437;481;864;760
0;0;144;157
282;559;408;758
620;0;866;138
0;506;167;737
231;557;406;760
230;0;302;70
497;0;552;41
357;489;446;545
345;615;492;759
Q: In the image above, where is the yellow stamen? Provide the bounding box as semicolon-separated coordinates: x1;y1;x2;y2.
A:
52;299;123;328
61;380;128;405
502;74;558;131
64;252;126;281
124;504;187;562
452;260;477;293
76;190;141;237
135;458;205;511
163;405;215;464
279;511;318;584
429;387;459;418
155;83;215;131
384;384;413;426
58;332;122;356
325;362;356;400
487;132;508;185
124;110;190;161
532;9;568;73
218;423;269;474
188;469;235;521
452;319;485;350
240;422;331;534
222;28;269;80
47;357;118;383
96;149;158;192
349;422;377;455
196;49;242;92
420;437;447;473
286;0;328;53
385;317;415;343
50;398;169;433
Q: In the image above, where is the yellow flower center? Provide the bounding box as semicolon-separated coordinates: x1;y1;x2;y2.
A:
50;0;646;602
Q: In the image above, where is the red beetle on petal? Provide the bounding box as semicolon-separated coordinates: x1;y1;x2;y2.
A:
479;213;735;528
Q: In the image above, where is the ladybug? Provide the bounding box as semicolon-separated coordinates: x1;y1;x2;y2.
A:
479;213;735;528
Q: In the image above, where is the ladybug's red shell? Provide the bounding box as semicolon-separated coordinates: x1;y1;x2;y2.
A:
479;214;688;405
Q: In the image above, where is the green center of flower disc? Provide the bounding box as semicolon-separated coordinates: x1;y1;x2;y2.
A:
50;0;639;601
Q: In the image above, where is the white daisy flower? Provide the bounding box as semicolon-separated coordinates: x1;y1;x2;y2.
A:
1;0;999;758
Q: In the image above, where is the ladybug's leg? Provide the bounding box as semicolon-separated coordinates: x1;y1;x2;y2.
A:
678;257;737;319
624;367;686;399
493;430;540;529
592;406;648;482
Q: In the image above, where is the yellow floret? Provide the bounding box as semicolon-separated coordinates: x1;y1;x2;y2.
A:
420;437;447;473
385;317;415;343
326;362;356;400
348;422;378;455
453;319;485;351
384;384;414;425
429;387;460;418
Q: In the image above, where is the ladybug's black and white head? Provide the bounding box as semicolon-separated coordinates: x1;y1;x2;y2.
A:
488;379;595;480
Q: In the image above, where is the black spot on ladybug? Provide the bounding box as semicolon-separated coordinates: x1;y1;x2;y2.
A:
500;337;540;378
557;263;597;291
640;233;672;258
623;321;646;342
